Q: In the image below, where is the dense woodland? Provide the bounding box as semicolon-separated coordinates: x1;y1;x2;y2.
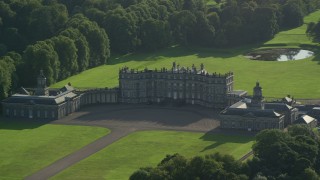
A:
1;0;320;101
130;125;320;180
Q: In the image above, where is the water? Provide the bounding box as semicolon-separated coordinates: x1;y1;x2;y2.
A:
277;49;314;61
246;48;314;61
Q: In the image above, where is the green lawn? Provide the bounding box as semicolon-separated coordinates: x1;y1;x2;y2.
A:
0;121;109;180
51;10;320;99
206;0;218;6
265;10;320;46
52;130;254;180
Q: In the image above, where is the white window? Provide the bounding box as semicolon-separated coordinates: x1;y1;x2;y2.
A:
13;109;16;116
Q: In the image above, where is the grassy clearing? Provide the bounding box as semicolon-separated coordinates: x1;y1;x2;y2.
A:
206;0;218;6
265;11;320;46
51;10;320;99
53;130;254;180
0;121;109;180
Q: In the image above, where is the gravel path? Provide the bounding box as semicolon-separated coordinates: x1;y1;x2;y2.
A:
25;104;253;180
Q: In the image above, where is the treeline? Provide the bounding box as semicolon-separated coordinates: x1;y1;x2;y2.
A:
130;125;320;180
307;21;320;42
1;0;320;101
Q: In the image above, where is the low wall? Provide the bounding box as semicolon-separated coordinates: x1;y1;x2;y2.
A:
79;88;119;107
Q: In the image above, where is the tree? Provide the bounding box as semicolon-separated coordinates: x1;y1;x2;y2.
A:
252;126;320;178
169;10;196;45
2;27;26;52
251;7;279;41
49;36;78;80
189;11;215;46
22;41;60;86
288;124;317;138
299;168;320;180
0;56;15;99
28;3;68;41
307;21;320;42
6;51;22;91
67;14;110;66
84;7;105;25
207;12;220;30
130;153;248;180
282;0;305;28
140;19;171;51
60;28;90;72
8;0;42;46
116;0;144;8
0;1;16;26
104;7;139;53
252;130;298;177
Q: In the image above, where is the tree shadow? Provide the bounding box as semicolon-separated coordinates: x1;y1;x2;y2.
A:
311;52;320;64
307;45;320;64
70;104;218;128
199;129;256;152
108;44;265;65
0;118;51;130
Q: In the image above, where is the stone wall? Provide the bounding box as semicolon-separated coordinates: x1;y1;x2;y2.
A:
79;88;119;107
220;115;285;131
119;67;233;108
2;94;81;120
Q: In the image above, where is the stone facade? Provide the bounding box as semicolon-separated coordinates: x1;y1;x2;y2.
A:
2;64;246;120
79;88;118;106
2;71;81;120
264;103;298;126
220;108;285;131
119;63;242;108
220;83;298;131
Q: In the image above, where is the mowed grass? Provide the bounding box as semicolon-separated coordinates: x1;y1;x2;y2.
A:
53;131;254;180
265;10;320;46
206;0;218;6
0;121;109;180
52;10;320;99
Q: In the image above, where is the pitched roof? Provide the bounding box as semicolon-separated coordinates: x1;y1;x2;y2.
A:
265;103;293;112
230;101;247;109
2;85;78;105
221;108;282;118
296;115;317;124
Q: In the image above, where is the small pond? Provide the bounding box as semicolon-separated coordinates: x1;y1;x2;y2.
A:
246;48;314;61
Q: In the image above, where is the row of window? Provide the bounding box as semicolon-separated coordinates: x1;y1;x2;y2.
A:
122;83;228;93
121;75;229;83
122;91;225;102
6;108;55;119
221;120;283;129
82;93;117;103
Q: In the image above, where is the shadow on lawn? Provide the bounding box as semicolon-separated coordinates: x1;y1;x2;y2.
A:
311;50;320;64
199;129;256;153
73;104;218;128
0;117;50;130
108;44;264;65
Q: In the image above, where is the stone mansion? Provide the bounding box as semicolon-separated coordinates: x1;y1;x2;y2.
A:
2;63;245;120
3;63;314;131
119;62;245;108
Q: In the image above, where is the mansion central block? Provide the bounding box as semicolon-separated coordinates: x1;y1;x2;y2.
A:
119;63;245;108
